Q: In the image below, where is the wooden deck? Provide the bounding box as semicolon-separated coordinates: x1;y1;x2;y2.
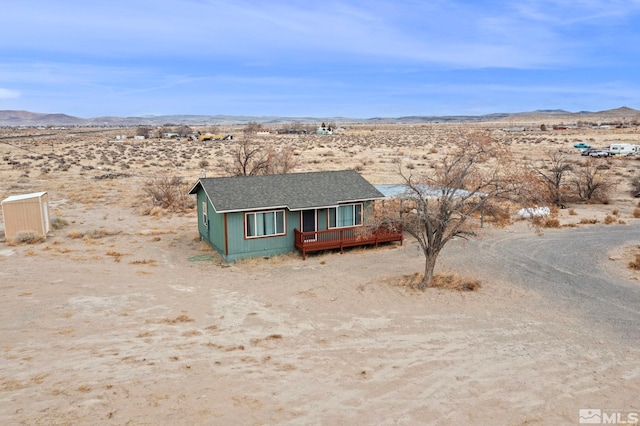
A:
294;225;403;260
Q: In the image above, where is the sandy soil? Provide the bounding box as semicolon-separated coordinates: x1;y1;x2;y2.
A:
1;123;640;425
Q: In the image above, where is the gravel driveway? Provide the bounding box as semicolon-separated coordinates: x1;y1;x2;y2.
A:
445;223;640;343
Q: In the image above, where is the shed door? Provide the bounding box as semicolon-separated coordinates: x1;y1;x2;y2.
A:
43;202;50;233
301;209;317;242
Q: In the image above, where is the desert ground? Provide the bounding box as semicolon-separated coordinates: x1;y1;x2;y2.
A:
1;121;640;425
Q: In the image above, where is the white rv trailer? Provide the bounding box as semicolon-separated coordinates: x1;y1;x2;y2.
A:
609;143;640;156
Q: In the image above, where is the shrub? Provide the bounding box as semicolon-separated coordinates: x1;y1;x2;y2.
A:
141;176;195;213
629;254;640;270
86;228;120;239
631;177;640;198
50;217;69;230
633;208;640;218
8;231;45;245
604;215;616;224
579;218;599;224
67;229;85;239
544;218;561;228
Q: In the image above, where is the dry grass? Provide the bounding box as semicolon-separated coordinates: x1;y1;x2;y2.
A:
136;228;176;236
579;218;599;224
266;334;283;340
50;217;69;230
391;272;423;288
430;274;481;291
85;228;121;239
148;206;164;218
67;229;85;239
390;272;480;291
106;250;126;262
160;314;194;324
604;215;616;224
629;253;640;270
543;218;561;228
7;231;45;246
129;259;157;266
531;215;560;228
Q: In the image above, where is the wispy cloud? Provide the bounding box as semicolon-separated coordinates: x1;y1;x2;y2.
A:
1;1;639;116
5;0;636;69
0;88;20;99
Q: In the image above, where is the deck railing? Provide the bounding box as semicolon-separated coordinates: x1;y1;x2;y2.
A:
294;224;403;259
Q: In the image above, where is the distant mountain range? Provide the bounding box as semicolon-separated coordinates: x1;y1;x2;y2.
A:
1;107;638;127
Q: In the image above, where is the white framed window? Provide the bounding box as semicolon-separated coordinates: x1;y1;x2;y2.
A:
328;203;363;228
245;210;286;238
202;201;208;227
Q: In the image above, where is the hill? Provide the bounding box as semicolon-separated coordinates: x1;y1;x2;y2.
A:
0;107;638;127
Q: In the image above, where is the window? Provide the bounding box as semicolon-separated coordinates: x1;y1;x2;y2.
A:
246;210;286;238
202;201;208;227
328;203;363;228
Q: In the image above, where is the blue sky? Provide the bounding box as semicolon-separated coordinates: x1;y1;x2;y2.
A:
2;0;640;118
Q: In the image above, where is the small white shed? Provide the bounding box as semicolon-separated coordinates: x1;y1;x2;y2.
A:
1;191;50;240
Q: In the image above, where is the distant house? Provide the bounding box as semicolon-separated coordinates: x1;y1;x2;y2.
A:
188;170;403;261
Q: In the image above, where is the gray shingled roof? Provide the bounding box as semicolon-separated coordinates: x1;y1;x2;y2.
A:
189;170;384;212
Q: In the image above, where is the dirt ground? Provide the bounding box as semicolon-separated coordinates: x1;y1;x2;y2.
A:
1;122;640;425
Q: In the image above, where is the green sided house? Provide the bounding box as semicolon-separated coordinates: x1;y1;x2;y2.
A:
188;170;403;261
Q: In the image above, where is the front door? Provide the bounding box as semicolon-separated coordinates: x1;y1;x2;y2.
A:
301;209;317;242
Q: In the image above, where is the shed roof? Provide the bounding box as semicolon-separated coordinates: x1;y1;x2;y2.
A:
374;184;485;199
189;170;383;213
1;191;47;204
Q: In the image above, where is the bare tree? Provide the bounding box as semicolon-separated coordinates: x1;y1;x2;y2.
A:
387;130;525;289
572;159;617;202
136;126;152;138
265;145;296;174
222;139;296;176
531;150;573;207
243;121;263;136
224;139;269;176
176;125;193;137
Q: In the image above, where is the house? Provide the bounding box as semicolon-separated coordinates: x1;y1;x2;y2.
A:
188;170;403;261
1;191;50;240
